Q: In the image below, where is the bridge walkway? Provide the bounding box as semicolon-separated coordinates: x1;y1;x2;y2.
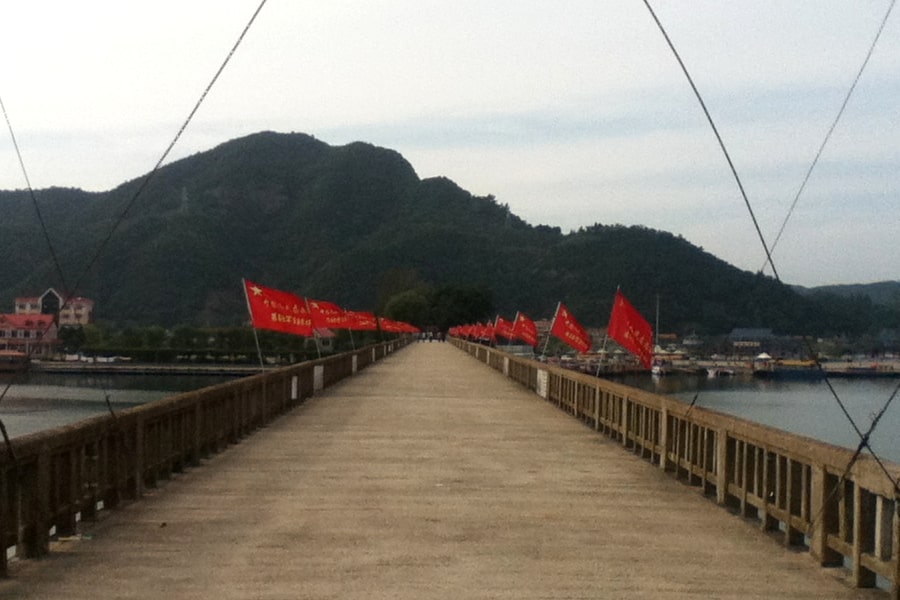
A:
0;343;883;598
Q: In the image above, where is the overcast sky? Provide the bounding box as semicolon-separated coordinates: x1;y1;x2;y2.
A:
2;2;898;287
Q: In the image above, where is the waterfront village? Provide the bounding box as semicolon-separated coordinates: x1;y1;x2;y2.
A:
1;287;897;378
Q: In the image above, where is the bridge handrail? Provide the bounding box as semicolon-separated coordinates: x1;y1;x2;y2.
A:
453;339;900;595
0;338;412;575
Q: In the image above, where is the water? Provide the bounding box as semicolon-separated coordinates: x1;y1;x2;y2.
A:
616;373;900;465
0;372;238;439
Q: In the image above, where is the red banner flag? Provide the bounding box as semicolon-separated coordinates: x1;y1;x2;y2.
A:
494;315;516;340
607;290;654;369
511;311;538;347
378;317;418;333
308;299;349;330
346;310;378;331
243;279;313;337
550;302;591;353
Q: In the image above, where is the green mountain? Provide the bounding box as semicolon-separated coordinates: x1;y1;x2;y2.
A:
1;131;896;335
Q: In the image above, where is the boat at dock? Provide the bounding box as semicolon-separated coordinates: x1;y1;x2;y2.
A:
706;366;736;377
752;358;824;381
823;363;900;378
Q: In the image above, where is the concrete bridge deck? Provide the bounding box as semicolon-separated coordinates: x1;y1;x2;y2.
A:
0;343;883;599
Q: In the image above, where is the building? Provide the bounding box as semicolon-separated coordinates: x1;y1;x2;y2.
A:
0;314;59;358
14;288;94;326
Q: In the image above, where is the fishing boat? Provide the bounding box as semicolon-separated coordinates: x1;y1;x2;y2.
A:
752;357;823;381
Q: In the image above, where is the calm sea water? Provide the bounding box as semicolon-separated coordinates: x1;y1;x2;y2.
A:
1;371;898;465
0;372;237;439
617;373;900;465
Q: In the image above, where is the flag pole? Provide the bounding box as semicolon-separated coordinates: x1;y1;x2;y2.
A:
595;334;609;378
241;278;266;371
304;297;321;360
596;290;618;377
541;302;560;359
655;293;660;349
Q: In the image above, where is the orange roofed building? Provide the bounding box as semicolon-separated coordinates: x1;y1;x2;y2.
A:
0;314;59;358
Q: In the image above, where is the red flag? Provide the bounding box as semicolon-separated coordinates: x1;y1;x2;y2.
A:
346;310;378;331
379;318;419;334
550;302;591;353
494;315;516;340
377;317;396;332
400;321;420;333
607;290;654;369
511;311;538;347
243;280;313;336
308;299;349;330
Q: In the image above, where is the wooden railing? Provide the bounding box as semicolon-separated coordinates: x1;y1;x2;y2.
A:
454;339;900;597
0;338;411;575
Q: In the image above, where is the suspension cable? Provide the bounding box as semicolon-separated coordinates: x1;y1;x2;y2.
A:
0;1;268;437
641;1;899;491
762;0;897;273
641;0;779;282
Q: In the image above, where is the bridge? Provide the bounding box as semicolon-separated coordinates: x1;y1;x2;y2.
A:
0;340;896;598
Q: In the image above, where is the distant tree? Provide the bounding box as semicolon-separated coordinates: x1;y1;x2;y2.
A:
118;326;145;349
376;268;427;314
143;326;167;349
82;323;112;350
57;326;86;353
383;289;431;327
170;325;203;351
431;284;494;330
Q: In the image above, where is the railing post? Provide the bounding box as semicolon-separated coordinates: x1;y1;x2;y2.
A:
659;407;669;471
58;449;78;537
760;450;776;531
0;468;8;576
716;428;729;506
25;447;51;558
810;466;842;566
893;498;899;600
313;365;324;393
853;484;877;588
785;459;805;546
131;418;145;500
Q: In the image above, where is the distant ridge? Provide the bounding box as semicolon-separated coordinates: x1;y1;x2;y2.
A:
1;131;897;335
794;281;900;307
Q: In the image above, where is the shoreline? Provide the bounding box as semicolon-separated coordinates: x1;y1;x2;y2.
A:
27;361;262;377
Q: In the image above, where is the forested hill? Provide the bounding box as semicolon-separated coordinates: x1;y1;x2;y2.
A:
0;131;896;334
